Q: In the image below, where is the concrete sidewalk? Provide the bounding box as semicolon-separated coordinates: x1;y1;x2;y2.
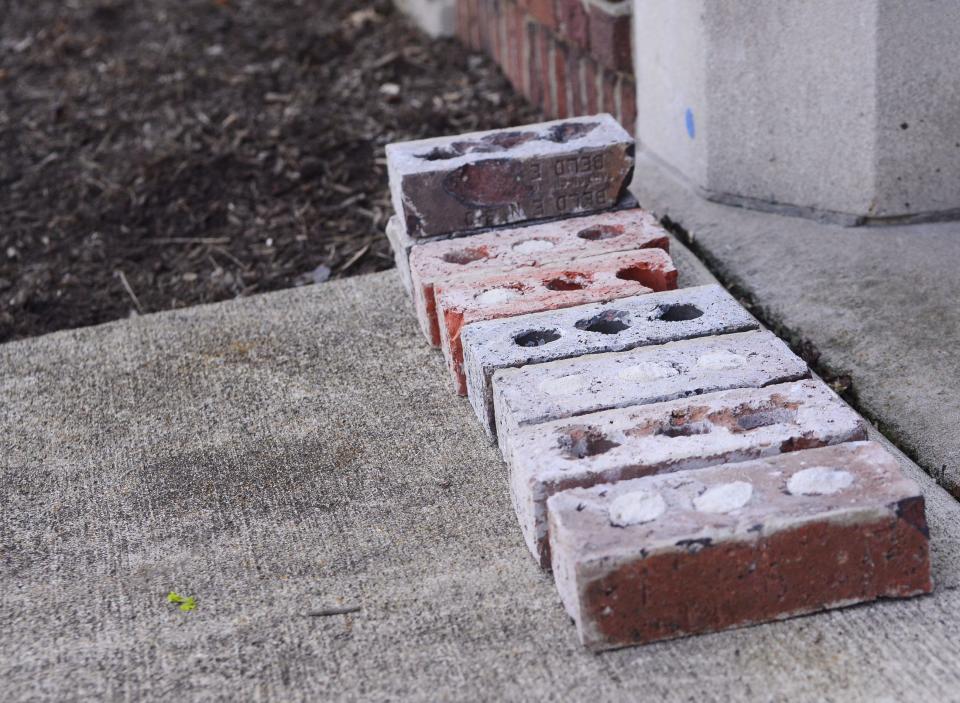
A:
632;154;960;497
3;242;960;701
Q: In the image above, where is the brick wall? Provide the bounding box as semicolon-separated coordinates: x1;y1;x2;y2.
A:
455;0;635;132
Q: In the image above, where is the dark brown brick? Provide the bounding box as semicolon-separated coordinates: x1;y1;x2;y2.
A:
386;115;635;238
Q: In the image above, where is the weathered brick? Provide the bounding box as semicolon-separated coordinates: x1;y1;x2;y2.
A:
553;37;570;118
548;441;931;650
601;67;617;115
582;55;599;114
556;0;590;50
538;24;554;114
511;378;869;567
409;208;669;346
461;284;759;434
386;114;634;238
618;75;636;133
492;330;810;457
522;0;557;28
436;249;678;394
588;0;632;73
568;45;585;117
456;0;470;43
526;21;543;108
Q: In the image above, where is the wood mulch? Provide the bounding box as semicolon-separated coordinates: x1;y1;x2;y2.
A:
0;0;539;342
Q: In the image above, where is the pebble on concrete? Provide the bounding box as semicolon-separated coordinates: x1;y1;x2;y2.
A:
436;248;678;394
508;378;869;568
547;441;932;650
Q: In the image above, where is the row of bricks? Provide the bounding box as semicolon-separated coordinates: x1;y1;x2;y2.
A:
454;287;930;648
456;0;636;128
383;119;931;650
458;0;633;75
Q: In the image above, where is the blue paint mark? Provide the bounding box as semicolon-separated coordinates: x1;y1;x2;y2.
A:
685;108;696;139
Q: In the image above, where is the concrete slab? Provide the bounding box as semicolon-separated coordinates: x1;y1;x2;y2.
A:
631;152;960;498
3;260;960;700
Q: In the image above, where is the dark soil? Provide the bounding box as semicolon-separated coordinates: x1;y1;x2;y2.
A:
0;0;539;343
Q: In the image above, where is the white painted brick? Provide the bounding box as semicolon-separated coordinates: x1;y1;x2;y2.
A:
508;378;869;568
461;284;759;435
492;330;809;455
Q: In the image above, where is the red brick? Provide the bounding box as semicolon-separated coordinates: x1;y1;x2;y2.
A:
408;208;670;346
568;45;584;116
469;0;483;50
548;442;931;650
527;22;544;108
435;248;677;394
517;15;531;95
582;55;599;114
478;0;491;54
556;0;590;50
507;1;524;89
496;0;508;70
521;0;558;29
618;75;636;133
601;68;616;115
538;25;553;114
456;0;470;43
588;0;632;73
553;38;570;118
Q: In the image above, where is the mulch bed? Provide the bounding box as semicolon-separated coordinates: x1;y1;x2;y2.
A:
0;0;539;343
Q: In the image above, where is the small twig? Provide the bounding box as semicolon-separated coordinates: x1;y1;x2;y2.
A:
150;237;232;245
338;243;369;273
306;605;361;617
115;270;143;314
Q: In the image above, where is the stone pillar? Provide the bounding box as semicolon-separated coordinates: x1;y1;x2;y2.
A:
395;0;456;37
632;0;960;225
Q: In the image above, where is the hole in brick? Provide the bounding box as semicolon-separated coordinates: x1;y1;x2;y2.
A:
418;146;464;161
558;425;620;459
616;264;662;289
442;246;489;265
514;328;562;347
544;273;588;291
481;131;537;149
577;224;623;241
656;303;703;322
541;121;599;143
656;421;711;438
575;310;630;334
416;132;537;160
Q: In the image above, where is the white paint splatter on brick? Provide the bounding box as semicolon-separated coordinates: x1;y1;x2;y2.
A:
617;361;679;382
538;374;586;397
512;238;556;254
787;467;855;496
694;481;753;513
609;490;666;526
474;287;522;306
696;349;747;370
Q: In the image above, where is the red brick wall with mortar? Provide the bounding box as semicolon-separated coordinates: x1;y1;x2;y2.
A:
455;0;636;132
